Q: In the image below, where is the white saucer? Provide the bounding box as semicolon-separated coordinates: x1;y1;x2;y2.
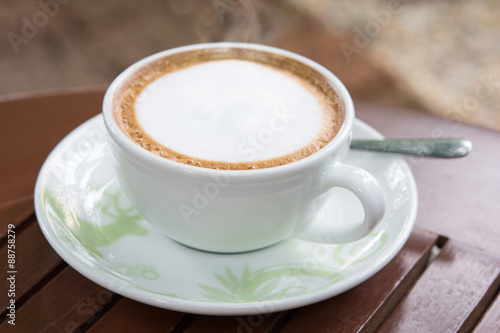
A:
34;115;417;315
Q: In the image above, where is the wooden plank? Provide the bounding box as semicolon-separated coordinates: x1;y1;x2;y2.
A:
279;229;439;333
0;219;64;314
0;90;104;204
0;195;34;237
184;311;292;333
356;103;500;257
0;267;117;332
473;293;500;333
378;240;500;333
88;298;187;333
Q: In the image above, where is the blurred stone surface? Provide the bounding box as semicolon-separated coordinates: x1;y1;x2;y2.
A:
289;0;500;130
1;0;498;130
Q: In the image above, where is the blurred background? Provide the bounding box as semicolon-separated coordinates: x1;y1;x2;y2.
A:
1;0;499;130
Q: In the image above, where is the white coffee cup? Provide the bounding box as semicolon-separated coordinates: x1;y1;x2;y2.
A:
102;42;386;253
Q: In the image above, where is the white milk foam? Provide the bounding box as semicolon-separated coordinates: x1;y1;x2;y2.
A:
135;60;324;162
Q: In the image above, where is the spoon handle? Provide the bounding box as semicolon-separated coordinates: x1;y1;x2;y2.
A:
350;138;472;158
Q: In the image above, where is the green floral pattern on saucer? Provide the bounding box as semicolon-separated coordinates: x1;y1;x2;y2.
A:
333;232;388;266
199;264;350;302
111;263;160;280
42;187;148;258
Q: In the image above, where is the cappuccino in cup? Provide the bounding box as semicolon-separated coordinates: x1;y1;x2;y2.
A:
112;47;344;170
103;43;386;253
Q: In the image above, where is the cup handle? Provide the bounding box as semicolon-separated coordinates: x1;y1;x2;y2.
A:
298;163;386;243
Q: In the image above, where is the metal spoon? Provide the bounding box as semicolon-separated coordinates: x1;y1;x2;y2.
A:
350;138;472;158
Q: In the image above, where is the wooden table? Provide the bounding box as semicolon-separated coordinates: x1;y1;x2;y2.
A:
1;90;499;332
